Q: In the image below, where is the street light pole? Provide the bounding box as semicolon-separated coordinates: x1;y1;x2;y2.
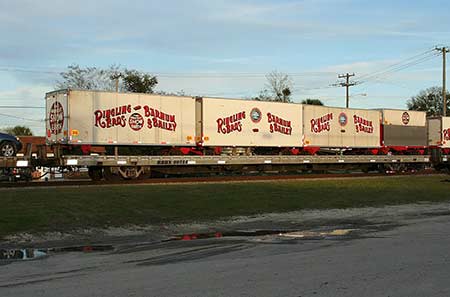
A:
111;73;123;92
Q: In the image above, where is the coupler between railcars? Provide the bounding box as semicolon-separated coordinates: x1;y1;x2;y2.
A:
430;148;450;173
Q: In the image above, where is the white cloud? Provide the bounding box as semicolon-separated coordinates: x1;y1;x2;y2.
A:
0;85;48;135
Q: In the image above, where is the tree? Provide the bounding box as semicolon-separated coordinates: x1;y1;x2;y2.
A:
56;65;158;93
254;71;293;103
122;69;158;93
407;86;450;116
301;99;324;105
3;125;33;136
56;64;121;91
252;89;272;101
156;90;188;96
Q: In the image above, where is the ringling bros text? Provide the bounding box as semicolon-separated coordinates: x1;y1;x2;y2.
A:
310;113;374;134
216;111;292;135
94;104;177;132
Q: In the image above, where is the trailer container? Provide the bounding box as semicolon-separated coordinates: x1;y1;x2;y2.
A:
428;116;450;148
302;105;381;148
199;97;303;147
379;109;427;146
46;90;197;146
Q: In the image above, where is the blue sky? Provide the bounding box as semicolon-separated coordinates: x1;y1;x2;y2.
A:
1;0;449;134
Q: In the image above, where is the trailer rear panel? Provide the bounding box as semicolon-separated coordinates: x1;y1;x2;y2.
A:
428;116;450;148
443;117;450;148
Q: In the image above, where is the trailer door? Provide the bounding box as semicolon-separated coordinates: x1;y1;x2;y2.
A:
46;90;69;144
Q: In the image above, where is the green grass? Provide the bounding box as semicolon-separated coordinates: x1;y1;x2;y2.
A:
0;175;449;238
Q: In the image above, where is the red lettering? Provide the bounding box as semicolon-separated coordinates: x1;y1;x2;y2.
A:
94;104;133;129
267;112;292;135
95;104;177;132
310;113;332;133
443;128;450;141
94;110;105;128
217;111;245;134
353;114;374;134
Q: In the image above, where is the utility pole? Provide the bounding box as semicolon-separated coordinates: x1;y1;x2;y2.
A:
337;73;356;108
111;73;122;92
436;47;450;116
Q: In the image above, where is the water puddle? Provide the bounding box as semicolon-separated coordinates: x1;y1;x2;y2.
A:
0;248;48;262
173;228;358;242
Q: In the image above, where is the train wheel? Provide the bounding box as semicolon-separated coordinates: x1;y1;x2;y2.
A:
88;166;103;181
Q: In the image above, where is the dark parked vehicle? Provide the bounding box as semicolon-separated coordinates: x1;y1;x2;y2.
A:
0;132;22;157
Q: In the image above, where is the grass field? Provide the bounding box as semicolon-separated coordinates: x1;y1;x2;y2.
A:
0;175;449;238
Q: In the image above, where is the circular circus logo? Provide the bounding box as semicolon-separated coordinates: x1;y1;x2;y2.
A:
48;101;64;135
338;112;348;126
402;112;410;125
250;108;262;123
128;113;144;131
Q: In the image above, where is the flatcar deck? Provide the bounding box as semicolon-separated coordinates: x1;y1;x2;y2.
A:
0;154;438;168
60;154;433;167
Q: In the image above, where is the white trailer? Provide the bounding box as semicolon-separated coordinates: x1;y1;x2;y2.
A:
46;89;197;146
199;97;303;147
379;109;427;147
302;105;381;148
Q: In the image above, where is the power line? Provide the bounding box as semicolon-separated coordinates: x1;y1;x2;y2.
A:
356;49;440;85
0;106;45;109
0;113;44;122
363;79;412;90
0;67;60;74
157;72;336;77
292;84;338;91
0;46;443;100
358;53;439;83
357;49;435;80
0;48;439;83
0;66;337;77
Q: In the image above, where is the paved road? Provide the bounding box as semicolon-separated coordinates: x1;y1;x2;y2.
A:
2;213;450;296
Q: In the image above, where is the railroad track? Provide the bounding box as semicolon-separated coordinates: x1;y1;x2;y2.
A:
0;170;441;189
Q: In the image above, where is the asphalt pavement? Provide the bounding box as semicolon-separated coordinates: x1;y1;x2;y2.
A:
1;207;450;297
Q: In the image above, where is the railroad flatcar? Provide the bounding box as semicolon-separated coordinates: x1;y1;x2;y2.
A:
1;89;447;181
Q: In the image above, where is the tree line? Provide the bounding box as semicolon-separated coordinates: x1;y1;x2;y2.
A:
55;65;323;105
2;64;448;136
56;64;159;94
